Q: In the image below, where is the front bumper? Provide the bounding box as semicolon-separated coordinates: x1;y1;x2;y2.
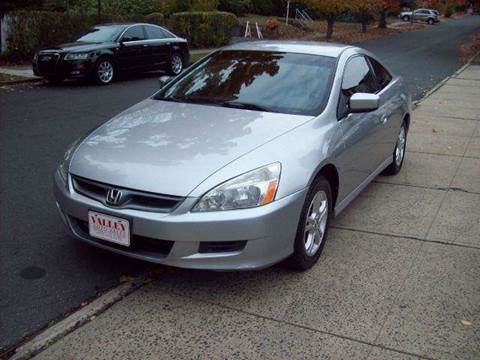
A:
33;57;94;79
54;172;307;270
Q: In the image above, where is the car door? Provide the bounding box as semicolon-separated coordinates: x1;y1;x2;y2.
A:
336;55;386;198
116;25;149;70
144;25;171;68
367;56;402;160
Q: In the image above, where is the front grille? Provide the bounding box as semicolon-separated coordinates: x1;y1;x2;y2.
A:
72;175;184;213
72;217;174;257
37;53;60;74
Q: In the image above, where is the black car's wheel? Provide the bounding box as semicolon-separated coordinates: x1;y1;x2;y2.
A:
402;15;410;21
94;58;115;85
168;52;183;76
286;175;332;271
427;18;434;25
384;122;408;175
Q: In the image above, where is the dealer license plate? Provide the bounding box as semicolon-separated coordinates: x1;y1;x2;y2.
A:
88;211;130;246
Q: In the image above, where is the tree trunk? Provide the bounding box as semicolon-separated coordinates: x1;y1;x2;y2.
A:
97;0;102;21
378;9;387;28
326;15;334;39
362;19;368;33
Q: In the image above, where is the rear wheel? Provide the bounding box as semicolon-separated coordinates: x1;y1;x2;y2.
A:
286;176;332;271
384;122;407;175
94;58;114;85
427;18;434;25
168;52;183;76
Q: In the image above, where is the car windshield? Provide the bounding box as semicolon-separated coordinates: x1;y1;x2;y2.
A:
155;50;336;116
76;26;124;42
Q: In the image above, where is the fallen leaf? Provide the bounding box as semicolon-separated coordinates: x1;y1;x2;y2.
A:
461;320;473;326
447;145;453;150
81;302;87;307
119;275;134;283
90;316;96;321
432;128;437;133
143;277;153;284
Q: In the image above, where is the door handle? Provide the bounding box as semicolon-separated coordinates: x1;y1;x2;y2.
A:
381;116;388;124
143;44;149;47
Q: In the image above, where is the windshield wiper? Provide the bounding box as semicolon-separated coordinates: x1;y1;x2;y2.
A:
220;101;273;112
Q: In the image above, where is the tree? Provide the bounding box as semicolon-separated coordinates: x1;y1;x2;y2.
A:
378;0;400;28
298;0;355;39
355;0;383;33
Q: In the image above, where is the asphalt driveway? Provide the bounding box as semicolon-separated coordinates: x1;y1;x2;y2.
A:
1;15;480;353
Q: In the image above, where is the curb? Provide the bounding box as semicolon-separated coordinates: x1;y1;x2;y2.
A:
9;277;145;360
414;49;480;106
0;77;41;86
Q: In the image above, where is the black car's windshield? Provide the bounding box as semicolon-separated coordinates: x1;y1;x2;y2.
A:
76;26;125;42
156;50;336;116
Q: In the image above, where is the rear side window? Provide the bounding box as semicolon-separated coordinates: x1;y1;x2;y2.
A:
145;25;167;40
121;25;145;42
368;57;392;91
338;56;377;118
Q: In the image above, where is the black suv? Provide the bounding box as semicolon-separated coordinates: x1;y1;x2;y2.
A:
32;23;190;85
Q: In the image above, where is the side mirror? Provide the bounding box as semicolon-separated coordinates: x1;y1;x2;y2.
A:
349;93;379;113
158;75;172;88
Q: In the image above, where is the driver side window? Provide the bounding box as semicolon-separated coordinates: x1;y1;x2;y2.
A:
121;25;145;42
338;56;377;119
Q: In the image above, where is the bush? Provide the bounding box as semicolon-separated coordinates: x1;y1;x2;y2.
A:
143;12;165;25
218;0;252;16
3;10;164;62
188;0;219;11
251;0;273;15
169;11;238;47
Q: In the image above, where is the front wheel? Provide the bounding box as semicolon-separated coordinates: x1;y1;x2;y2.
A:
94;59;114;85
168;53;183;76
427;18;434;25
286;176;332;271
384;123;407;175
402;15;410;21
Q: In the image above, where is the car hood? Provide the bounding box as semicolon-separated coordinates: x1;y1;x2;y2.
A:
40;41;115;53
70;99;313;196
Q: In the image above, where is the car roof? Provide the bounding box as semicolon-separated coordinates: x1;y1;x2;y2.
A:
223;41;353;58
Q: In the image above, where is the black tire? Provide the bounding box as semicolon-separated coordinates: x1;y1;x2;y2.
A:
46;76;64;85
383;122;408;175
94;58;115;85
286;175;332;271
167;52;184;76
427;18;434;25
402;15;410;21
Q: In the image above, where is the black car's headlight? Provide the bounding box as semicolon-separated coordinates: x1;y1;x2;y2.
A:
192;163;281;212
64;53;90;61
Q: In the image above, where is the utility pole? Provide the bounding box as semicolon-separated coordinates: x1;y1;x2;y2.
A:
286;1;290;25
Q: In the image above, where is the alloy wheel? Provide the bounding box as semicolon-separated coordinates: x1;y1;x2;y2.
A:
171;54;183;75
395;126;406;167
98;61;114;84
304;190;328;256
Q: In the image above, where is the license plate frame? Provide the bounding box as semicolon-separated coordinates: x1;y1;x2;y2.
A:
88;211;130;247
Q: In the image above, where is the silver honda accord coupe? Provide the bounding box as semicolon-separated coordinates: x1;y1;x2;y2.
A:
54;41;411;271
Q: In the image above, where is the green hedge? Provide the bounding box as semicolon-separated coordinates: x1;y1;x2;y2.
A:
169;11;238;48
4;10;164;62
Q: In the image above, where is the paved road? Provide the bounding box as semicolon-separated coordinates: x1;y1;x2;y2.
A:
1;15;479;353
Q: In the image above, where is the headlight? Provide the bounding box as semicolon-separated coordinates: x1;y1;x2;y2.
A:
33;52;38;61
64;53;90;60
192;163;281;212
57;138;82;184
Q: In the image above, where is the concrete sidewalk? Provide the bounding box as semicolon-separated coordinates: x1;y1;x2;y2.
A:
24;65;480;360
